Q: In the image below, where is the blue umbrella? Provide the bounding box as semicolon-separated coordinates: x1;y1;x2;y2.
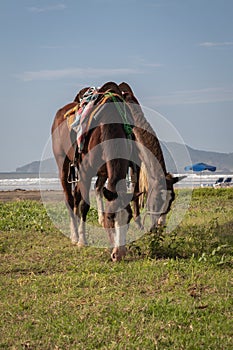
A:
184;162;216;172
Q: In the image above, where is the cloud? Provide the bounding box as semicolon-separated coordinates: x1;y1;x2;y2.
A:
27;4;66;13
145;87;233;106
199;41;233;47
19;67;141;81
130;56;162;68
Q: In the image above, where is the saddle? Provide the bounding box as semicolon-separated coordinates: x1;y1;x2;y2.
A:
64;103;79;129
64;82;133;152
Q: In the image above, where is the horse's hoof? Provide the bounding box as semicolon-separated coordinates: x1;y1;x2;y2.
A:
111;247;127;262
111;251;120;262
77;241;86;248
71;240;79;245
98;218;104;226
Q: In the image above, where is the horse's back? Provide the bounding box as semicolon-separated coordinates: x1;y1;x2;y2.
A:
52;102;77;132
52;102;78;163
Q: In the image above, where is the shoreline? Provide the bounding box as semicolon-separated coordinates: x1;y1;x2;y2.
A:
1;185;232;203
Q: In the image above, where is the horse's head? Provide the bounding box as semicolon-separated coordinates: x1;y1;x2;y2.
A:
148;173;186;232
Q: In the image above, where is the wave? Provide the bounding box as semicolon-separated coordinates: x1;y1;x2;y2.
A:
0;173;232;191
0;176;60;191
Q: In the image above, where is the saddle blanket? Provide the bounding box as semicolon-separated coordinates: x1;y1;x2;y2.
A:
64;85;132;152
64;87;99;151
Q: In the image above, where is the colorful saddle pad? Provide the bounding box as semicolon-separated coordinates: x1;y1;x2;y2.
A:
64;87;100;151
64;86;132;152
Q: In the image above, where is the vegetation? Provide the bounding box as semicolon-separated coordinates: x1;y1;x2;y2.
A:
0;188;232;349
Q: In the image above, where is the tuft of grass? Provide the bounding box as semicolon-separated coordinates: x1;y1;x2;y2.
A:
0;200;55;233
0;189;232;349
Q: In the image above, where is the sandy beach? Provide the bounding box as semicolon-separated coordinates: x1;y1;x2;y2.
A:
0;190;65;202
0;190;42;202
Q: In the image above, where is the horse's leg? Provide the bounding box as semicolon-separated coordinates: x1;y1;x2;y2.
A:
76;176;92;247
57;155;79;243
105;160;129;261
130;164;144;230
73;185;82;243
111;203;132;262
77;199;89;247
95;175;107;226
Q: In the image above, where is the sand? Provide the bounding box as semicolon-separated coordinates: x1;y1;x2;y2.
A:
0;190;42;202
0;190;65;202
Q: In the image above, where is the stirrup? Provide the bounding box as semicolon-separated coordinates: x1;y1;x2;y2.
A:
67;162;80;184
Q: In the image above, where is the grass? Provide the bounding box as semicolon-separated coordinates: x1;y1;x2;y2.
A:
0;188;232;349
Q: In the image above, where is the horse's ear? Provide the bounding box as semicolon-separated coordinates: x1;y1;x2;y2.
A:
103;187;118;201
118;82;134;94
172;175;186;184
98;82;122;95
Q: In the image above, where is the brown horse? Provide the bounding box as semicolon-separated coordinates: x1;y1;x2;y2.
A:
71;81;184;233
52;82;136;261
118;82;184;232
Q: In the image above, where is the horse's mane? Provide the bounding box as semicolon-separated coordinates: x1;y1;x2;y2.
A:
118;82;167;175
138;161;148;207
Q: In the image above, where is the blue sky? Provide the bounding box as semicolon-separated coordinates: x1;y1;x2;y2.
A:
0;0;233;171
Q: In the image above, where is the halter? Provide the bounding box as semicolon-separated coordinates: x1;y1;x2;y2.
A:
142;210;167;227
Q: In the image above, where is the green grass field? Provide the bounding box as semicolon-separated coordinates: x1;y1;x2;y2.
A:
0;188;232;349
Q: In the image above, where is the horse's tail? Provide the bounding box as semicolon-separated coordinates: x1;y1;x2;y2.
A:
139;162;148;208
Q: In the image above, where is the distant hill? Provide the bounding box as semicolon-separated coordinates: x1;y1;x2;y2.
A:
161;142;233;173
16;158;57;174
16;142;233;174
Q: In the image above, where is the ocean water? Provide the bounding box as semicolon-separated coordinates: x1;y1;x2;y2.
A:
0;173;60;191
0;172;232;191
